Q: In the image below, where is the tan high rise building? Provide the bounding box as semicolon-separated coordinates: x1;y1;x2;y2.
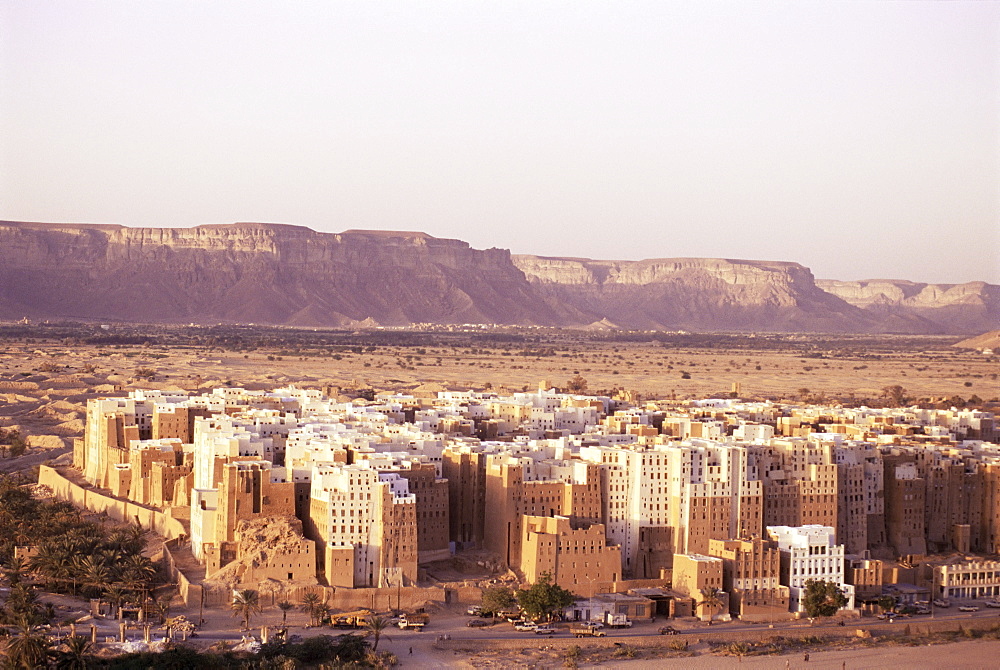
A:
580;442;761;579
707;538;789;620
520;515;621;594
883;456;927;556
442;446;489;547
483;455;602;570
307;464;418;588
751;440;838;531
396;462;450;563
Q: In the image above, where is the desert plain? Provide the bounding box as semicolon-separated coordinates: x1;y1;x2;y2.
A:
2;323;999;667
0;324;997;473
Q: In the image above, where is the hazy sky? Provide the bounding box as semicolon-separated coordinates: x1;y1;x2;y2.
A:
2;2;998;284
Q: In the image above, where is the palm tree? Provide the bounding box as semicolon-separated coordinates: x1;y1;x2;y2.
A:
5;614;52;669
5;582;39;621
28;545;69;591
4;555;27;585
300;591;326;627
54;634;94;670
151;595;172;625
277;600;295;627
363;615;392;652
103;584;128;620
231;589;263;630
73;555;110;598
698;587;725;625
120;554;157;598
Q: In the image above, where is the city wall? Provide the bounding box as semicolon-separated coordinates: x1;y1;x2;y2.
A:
42;465;482;611
38;465;187;540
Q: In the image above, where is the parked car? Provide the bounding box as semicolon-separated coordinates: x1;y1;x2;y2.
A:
933;599;951;608
958;606;979;612
466;605;482;616
467;619;491;627
658;626;679;635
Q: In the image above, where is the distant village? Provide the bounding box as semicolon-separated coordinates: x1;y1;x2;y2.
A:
53;383;1000;623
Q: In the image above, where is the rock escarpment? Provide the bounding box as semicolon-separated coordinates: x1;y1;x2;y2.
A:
0;221;992;333
0;221;570;327
513;255;873;332
818;279;1000;334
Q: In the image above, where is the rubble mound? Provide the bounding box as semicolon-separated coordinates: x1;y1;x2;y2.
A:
203;515;318;589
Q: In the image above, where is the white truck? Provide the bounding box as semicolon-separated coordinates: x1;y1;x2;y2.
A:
603;613;633;628
397;613;429;630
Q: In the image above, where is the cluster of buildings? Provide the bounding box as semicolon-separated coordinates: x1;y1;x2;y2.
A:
73;384;1000;619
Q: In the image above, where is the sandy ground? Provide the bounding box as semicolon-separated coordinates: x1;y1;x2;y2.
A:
2;334;995;472
2;330;997;665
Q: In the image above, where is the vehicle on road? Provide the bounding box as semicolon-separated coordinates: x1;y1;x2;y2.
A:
933;599;951;608
658;626;679;635
571;625;606;637
958;606;980;612
397;613;429;630
604;613;633;628
513;622;538;632
985;600;1000;609
534;626;556;635
467;619;491;627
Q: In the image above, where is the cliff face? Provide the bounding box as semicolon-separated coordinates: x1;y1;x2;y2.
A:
0;222;569;327
818;279;1000;334
0;221;991;333
513;255;874;332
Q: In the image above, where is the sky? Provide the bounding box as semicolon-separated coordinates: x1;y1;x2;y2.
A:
1;1;998;284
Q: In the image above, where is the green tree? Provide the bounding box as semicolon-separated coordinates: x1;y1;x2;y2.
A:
801;579;848;618
277;600;295;627
517;573;576;622
102;584;129;619
74;554;110;598
53;634;94;670
698;587;725;624
877;595;897;613
881;385;907;407
231;589;263;630
151;595;172;625
480;585;517;618
363;615;392;652
8;434;27;458
300;591;327;627
4;614;52;669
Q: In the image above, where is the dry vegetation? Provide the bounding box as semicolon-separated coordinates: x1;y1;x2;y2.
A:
0;322;996;473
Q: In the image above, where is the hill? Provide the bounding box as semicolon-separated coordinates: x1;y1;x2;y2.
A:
0;221;994;334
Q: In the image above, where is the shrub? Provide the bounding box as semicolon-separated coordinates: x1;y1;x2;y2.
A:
614;644;637;658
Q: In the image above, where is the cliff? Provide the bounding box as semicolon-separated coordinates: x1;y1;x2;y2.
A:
818;279;1000;335
512;255;874;332
0;221;992;333
0;221;570;327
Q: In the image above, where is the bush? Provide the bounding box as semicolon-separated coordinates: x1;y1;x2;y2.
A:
614;644;637;658
666;638;688;651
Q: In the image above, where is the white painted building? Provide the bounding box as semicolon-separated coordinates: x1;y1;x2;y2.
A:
767;524;855;613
